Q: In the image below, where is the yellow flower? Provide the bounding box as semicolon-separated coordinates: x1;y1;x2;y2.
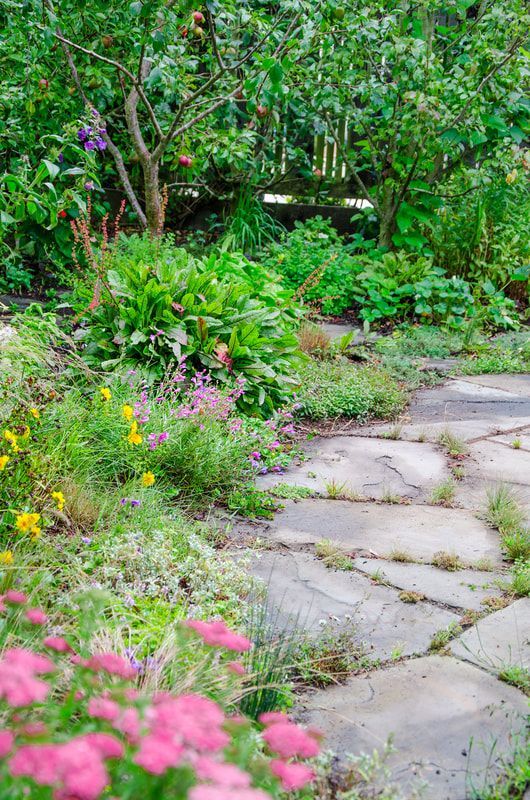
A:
0;550;14;565
30;407;40;420
30;526;42;541
15;512;41;535
122;404;134;421
0;455;9;471
100;387;112;402
4;429;19;452
51;490;65;511
506;169;518;185
127;420;142;445
141;471;155;487
21;426;30;440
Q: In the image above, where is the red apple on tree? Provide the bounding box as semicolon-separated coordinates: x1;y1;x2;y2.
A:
38;78;49;90
192;11;205;23
256;104;269;119
179;155;193;168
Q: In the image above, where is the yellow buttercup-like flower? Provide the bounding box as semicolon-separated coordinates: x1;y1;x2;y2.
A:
127;420;142;445
30;408;40;420
0;455;9;471
51;490;65;511
30;526;42;541
0;551;14;565
141;471;155;487
4;430;20;452
100;387;112;402
15;512;41;536
122;404;134;421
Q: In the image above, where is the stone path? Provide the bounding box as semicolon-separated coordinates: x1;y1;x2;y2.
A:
232;372;530;799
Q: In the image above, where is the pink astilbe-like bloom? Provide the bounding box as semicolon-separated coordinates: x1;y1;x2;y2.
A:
114;706;141;743
226;661;246;676
262;722;320;759
0;648;55;707
25;608;48;625
185;620;251;653
190;786;272;800
148;694;229;752
133;733;184;774
87;696;121;722
3;649;55;674
78;733;124;760
85;652;136;679
258;712;290;726
43;636;72;653
0;730;14;758
195;756;251;788
9;743;61;785
5;590;27;605
270;759;316;791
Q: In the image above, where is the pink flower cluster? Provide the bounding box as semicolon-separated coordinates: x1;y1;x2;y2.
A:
0;595;319;799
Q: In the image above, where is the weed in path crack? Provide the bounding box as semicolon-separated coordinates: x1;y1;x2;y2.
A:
315;539;353;571
432;551;463;571
498;665;530;696
430;478;456;506
429;622;463;651
398;590;425;603
438;429;468;456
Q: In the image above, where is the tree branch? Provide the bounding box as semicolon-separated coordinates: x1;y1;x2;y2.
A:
323;112;379;213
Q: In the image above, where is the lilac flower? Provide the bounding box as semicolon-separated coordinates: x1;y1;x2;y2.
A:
81;536;92;545
120;498;128;506
130;499;141;508
95;136;107;151
249;451;261;461
84;140;96;151
58;152;64;163
77;128;88;141
84;181;94;191
91;108;100;118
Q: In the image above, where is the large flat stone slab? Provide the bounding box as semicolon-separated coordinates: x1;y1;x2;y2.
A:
361;417;530;444
353;557;506;611
465;439;530;488
459;374;530;397
257;436;448;501
297;655;529;800
407;378;530;425
320;322;363;343
247;550;458;658
451;599;530;671
240;500;504;566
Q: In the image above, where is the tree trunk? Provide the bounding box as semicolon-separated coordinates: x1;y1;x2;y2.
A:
142;159;163;235
378;182;397;249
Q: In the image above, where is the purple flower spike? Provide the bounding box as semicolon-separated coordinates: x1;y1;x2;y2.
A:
84;181;94;191
84;140;96;151
130;499;141;508
95;136;107;151
58;152;64;163
77;128;87;141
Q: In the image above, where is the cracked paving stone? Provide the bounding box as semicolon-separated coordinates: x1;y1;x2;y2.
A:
235;499;504;566
296;655;529;800
245;549;459;659
450;598;530;671
257;436;448;501
352;558;506;611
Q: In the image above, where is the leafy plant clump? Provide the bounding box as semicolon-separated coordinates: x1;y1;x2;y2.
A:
295;357;406;421
74;233;303;416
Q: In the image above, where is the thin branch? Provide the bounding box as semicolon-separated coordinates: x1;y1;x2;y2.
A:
324;112;379;213
205;8;225;71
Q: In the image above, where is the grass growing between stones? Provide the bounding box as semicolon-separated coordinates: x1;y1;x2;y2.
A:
388;549;416;563
470;731;530;800
431;551;463;571
429;622;463;651
438;429;468;457
498;665;530;696
315;539;353;571
485;485;530;562
294;626;374;688
429;479;457;507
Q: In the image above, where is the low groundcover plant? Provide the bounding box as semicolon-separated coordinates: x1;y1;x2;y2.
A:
0;592;319;799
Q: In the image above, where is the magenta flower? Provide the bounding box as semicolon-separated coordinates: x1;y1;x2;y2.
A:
186;620;251;653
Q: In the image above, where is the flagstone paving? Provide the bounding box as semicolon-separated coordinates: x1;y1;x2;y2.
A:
233;372;530;799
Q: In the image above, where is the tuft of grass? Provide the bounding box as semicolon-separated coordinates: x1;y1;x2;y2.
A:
315;539;353;571
474;557;495;572
438;429;468;456
429;622;463;651
430;478;456;507
370;569;391;586
498;665;530;696
380;488;407;504
325;478;348;500
509;561;530;597
471;731;530;800
451;465;466;481
485;484;525;535
388;549;416;563
511;439;522;449
297;322;331;357
502;530;530;563
398;590;425;603
294;625;374;688
382;424;402;440
481;595;510;611
432;551;463;571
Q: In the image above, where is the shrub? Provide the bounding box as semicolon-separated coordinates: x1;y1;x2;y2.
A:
295;357;405;421
74;234;303;416
0;593;319;799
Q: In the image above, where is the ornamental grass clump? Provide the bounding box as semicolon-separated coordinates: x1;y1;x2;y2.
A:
0;593;319;799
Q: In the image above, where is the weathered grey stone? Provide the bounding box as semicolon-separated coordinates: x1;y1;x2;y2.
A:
459;374;530;397
407;378;530;425
239;499;504;566
319;322;363;343
247;550;458;658
361;417;530;444
297;655;529;800
465;440;530;488
451;598;530;670
257;436;448;500
490;431;530;450
420;358;461;374
353;558;506;611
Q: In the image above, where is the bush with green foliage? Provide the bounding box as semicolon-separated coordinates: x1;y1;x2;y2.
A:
295;357;405;421
74;234;303;416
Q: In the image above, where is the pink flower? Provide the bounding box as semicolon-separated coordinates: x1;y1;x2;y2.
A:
3;649;55;674
25;608;47;625
9;744;60;784
87;696;121;722
85;652;136;679
270;760;316;791
133;733;184;774
43;636;72;653
114;706;141;742
185;620;251;653
262;722;320;759
0;649;55;708
195;756;251;787
226;661;246;676
190;787;271;800
5;590;27;605
149;694;229;752
0;730;14;758
258;711;290;726
79;733;124;759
